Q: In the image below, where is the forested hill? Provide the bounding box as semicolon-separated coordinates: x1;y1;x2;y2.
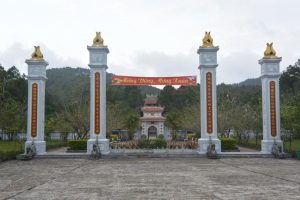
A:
238;78;260;86
46;67;160;111
1;61;299;139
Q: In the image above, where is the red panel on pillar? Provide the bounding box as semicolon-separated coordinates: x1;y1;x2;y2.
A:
95;72;100;135
206;72;213;134
31;83;38;138
269;81;277;137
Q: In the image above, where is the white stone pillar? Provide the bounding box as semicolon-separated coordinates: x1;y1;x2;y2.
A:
197;32;221;153
87;32;109;154
259;43;282;153
25;46;48;155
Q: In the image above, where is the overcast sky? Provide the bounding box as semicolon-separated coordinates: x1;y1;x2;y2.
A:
0;0;299;84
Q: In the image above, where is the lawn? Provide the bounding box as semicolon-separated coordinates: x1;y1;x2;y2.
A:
0;140;67;161
239;138;300;155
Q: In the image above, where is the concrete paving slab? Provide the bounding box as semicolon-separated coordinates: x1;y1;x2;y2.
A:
0;158;299;200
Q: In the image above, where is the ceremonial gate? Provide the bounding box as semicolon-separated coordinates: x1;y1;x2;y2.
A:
24;32;283;156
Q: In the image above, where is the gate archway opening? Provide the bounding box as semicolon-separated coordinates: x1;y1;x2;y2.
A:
148;126;157;139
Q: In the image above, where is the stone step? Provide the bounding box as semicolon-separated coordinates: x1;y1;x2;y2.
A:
16;152;292;159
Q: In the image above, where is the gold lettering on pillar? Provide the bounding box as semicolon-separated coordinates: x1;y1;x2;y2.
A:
206;72;213;134
95;72;100;135
31;83;38;138
270;81;277;137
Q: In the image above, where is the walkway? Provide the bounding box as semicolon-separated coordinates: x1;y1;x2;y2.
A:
0;158;299;199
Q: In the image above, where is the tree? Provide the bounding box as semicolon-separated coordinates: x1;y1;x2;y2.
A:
0;98;26;140
281;93;300;139
280;60;300;95
122;113;139;140
124;86;144;109
158;85;176;111
165;110;182;140
54;98;90;139
180;105;200;137
106;101;133;136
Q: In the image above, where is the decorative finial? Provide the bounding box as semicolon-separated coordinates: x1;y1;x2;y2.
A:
263;42;278;59
201;32;215;48
92;32;104;47
31;46;44;60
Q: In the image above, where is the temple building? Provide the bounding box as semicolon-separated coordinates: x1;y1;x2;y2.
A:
138;95;171;140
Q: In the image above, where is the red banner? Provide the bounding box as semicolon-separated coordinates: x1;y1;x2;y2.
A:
111;75;197;86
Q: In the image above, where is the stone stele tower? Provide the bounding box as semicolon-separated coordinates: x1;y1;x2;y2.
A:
259;43;283;153
25;46;48;155
197;32;221;153
87;32;110;154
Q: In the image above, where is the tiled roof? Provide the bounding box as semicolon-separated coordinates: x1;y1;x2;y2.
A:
140;117;166;121
142;106;164;112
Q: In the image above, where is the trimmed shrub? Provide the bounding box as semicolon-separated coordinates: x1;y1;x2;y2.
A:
220;138;238;150
68;140;87;150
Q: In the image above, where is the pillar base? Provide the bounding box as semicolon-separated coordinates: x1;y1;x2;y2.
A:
261;139;283;153
87;138;110;154
25;140;46;155
198;138;221;154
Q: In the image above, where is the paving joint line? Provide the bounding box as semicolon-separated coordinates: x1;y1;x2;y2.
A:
3;160;89;200
219;160;300;185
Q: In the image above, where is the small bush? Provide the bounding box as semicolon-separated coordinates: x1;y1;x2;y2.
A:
110;135;118;141
151;138;167;149
158;134;164;140
220;138;238;150
68;140;87;150
138;139;150;149
138;138;167;149
187;133;196;140
140;135;147;140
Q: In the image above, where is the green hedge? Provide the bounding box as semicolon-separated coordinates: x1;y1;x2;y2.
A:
220;138;238;150
68;140;87;150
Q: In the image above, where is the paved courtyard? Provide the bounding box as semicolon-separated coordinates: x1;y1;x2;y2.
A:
0;158;299;200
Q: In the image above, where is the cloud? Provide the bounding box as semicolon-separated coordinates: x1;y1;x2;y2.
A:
218;52;261;84
133;50;198;77
0;43;84;75
114;49;262;84
0;43;30;74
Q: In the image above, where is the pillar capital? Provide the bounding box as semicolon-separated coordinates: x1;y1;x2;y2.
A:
259;57;282;78
87;46;109;68
197;46;219;68
26;47;48;80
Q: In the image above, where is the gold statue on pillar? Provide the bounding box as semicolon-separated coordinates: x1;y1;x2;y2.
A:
263;42;278;59
31;46;43;60
92;32;104;47
201;32;215;48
